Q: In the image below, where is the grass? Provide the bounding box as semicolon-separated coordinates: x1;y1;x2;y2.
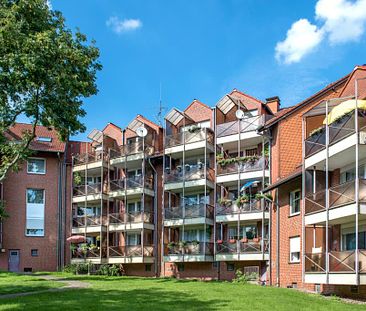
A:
0;273;365;310
0;272;64;295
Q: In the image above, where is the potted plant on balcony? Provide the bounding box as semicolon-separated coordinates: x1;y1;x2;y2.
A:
178;240;187;248
218;197;232;207
188;125;200;133
255;193;273;201
229;238;236;244
241;237;248;243
191;240;199;246
73;173;82;186
216;153;224;162
167;242;176;249
309;126;324;140
236;194;250;206
216;239;223;244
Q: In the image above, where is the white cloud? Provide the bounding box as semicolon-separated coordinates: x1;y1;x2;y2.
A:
275;19;324;64
276;0;366;64
106;17;142;34
316;0;366;44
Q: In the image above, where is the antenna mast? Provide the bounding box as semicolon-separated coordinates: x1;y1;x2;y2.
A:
155;82;165;126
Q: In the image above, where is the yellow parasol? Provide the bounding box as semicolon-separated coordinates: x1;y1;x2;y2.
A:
323;99;366;125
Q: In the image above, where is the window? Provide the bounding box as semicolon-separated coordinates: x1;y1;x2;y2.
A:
290;190;301;216
342;230;366;251
31;249;38;257
289;236;300;263
228;225;257;240
245;148;258;157
26;189;45;236
127;233;141;246
127;201;142;214
227;263;235;271
145;264;152;272
27;158;46;174
177;263;184;272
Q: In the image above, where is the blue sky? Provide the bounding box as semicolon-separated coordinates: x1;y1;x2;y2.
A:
50;0;366;140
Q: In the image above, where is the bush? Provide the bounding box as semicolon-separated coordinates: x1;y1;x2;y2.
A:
96;264;121;276
63;263;94;275
232;269;258;284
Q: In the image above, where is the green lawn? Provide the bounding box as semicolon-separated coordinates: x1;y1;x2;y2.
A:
0;273;365;310
0;272;64;295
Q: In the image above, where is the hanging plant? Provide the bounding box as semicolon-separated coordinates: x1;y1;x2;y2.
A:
0;201;9;220
255;193;273;201
188;126;200;133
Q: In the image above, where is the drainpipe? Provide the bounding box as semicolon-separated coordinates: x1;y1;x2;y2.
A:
276;187;279;287
148;156;159;276
57;151;63;271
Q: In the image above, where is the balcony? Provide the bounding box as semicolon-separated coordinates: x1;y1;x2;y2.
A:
304;178;366;225
216;199;269;222
304;105;366;169
108;211;154;231
163;242;214;262
305;250;366;285
216;156;269;184
72;183;108;203
216;115;271;145
164;128;214;156
72;151;107;173
72;215;106;234
109;141;155;167
71;247;106;264
107;245;154;264
109;176;154;199
164;166;215;192
164;204;214;226
216;239;269;261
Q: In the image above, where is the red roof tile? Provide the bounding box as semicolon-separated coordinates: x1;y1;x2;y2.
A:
6;123;65;153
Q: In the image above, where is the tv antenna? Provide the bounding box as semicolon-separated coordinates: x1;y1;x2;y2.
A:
155;82;166;126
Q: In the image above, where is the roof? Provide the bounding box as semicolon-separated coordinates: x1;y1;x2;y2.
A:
262;72;351;129
263;166;302;192
6;123;65;153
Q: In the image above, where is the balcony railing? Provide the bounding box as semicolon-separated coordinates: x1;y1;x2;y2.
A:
165;242;214;256
216;115;272;138
165;166;215;184
109;210;153;224
72;183;103;197
109;175;154;192
216;239;269;254
304;178;366;215
72;215;104;227
304;110;366;158
216;199;269;216
305;250;366;273
164;204;214;220
71;247;105;259
217;156;268;175
165;128;214;148
73;151;106;166
109;140;155;159
108;245;154;257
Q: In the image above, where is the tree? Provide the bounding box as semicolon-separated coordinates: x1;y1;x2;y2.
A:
0;0;102;181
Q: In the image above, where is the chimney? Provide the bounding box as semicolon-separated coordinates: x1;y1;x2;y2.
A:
265;96;280;114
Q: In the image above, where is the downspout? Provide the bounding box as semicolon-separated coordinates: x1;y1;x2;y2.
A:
57;151;63;271
276;187;279;287
148;156;158;276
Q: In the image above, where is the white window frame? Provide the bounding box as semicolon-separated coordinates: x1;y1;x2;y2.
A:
25;189;45;237
27;158;46;175
289;236;300;263
289;189;301;216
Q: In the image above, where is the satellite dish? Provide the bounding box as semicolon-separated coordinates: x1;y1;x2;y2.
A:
136;127;148;138
235;109;245;120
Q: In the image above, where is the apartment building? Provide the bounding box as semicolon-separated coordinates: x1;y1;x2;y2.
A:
162;100;216;278
70;117;164;276
0;123;69;272
214;90;274;281
261;65;366;298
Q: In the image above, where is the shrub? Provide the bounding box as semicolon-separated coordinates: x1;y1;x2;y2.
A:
233;269;258;284
63;264;77;274
97;264;110;276
96;264;121;276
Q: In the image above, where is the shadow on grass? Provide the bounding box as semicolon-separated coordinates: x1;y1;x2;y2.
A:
0;286;227;311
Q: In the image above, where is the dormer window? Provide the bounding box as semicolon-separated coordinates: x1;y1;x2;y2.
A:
36;136;52;142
